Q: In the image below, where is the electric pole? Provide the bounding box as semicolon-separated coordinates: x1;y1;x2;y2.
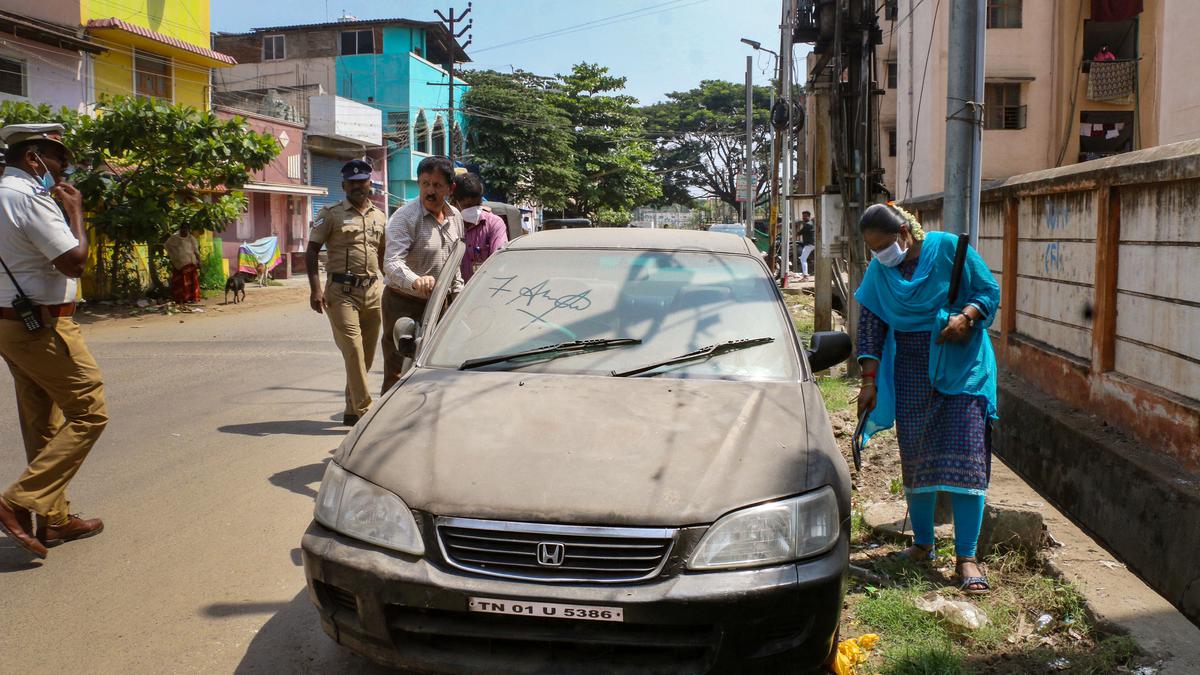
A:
778;0;795;284
744;55;754;239
434;3;473;163
942;0;985;244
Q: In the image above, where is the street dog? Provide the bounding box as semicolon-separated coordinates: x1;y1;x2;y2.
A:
224;273;247;304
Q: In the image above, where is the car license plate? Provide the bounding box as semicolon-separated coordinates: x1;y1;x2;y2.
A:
467;597;624;622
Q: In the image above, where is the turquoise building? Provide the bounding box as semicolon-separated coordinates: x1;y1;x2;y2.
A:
213;18;469;210
335;23;470;206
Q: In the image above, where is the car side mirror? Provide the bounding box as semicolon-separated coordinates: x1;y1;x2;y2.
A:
807;331;852;373
393;317;418;357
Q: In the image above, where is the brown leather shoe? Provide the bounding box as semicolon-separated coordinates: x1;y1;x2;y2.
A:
40;514;104;546
0;499;47;558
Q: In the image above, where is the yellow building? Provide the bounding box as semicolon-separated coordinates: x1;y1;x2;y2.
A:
80;0;235;109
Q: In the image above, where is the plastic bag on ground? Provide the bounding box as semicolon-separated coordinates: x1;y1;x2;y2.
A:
914;591;989;630
831;633;880;675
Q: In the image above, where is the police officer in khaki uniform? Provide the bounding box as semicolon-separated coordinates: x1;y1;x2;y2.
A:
0;124;107;559
305;159;386;427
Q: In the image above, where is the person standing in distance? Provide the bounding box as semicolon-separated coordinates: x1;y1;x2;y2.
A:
381;156;463;393
164;223;202;304
798;210;816;281
305;159;386;427
0;123;107;559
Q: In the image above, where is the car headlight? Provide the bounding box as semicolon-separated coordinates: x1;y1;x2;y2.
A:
313;462;424;556
688;486;840;570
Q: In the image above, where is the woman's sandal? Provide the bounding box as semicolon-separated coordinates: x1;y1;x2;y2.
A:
887;543;935;563
957;556;991;595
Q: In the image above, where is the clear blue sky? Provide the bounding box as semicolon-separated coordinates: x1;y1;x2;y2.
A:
210;0;811;104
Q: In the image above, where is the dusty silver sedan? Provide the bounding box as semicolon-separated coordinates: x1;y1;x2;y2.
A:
302;228;852;674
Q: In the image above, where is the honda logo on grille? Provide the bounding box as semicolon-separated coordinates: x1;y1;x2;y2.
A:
536;542;566;567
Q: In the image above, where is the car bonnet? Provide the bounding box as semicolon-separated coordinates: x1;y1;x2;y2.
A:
341;368;848;527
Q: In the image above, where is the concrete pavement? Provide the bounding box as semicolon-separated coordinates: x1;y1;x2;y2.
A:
0;296;394;673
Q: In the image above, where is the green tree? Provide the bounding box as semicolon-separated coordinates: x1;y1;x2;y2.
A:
641;80;780;210
0;97;278;298
549;63;661;219
461;70;579;211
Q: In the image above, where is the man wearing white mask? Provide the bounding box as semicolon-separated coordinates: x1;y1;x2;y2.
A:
451;172;508;283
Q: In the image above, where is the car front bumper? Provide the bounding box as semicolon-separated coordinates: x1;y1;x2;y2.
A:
302;521;847;674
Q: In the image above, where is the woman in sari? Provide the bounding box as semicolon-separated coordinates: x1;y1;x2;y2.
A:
854;204;1000;594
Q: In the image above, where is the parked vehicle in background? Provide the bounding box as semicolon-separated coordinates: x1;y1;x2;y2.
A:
541;217;592;230
302;229;853;674
483;201;525;240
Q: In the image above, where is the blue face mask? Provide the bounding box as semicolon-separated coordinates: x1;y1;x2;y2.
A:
34;155;56;191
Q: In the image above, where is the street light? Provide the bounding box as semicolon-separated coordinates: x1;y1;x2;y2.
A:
742;37;780;270
740;38;778;59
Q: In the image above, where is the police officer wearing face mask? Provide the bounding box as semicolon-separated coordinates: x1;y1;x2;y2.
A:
0;123;107;559
305;159;386;427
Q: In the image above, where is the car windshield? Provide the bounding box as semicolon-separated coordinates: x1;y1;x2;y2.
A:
425;249;799;381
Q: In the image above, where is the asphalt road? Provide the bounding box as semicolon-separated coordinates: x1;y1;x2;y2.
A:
0;294;396;673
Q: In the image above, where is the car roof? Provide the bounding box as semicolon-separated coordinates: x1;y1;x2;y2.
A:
506;227;758;255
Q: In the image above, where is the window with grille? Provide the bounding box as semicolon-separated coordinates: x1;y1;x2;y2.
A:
134;50;172;102
984;83;1026;129
0;55;25;97
887;129;897;157
262;35;285;61
987;0;1021;29
886;61;897;89
340;29;375;55
414;112;430;154
385;111;410;149
431;117;446;156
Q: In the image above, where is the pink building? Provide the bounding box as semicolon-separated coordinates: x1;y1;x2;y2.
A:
216;106;327;278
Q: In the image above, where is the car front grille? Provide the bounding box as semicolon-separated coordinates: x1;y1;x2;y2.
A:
436;516;676;583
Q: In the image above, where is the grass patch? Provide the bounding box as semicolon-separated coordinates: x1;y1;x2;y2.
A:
851;508;871;544
847;549;1143;674
884;644;966;675
818;375;857;413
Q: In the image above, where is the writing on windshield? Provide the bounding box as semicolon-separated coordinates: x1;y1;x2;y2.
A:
488;275;594;330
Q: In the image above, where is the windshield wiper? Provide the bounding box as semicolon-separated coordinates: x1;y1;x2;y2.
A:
610;337;775;378
459;338;642;371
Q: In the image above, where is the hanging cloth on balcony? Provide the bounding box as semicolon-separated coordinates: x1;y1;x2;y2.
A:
1091;0;1143;22
1087;61;1137;104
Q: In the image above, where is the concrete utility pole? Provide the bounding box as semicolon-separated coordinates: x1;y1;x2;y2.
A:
809;72;835;333
744;55;755;239
434;3;473;163
942;0;985;243
778;0;795;282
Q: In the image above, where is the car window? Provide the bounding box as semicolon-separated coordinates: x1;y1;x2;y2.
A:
425;249;799;381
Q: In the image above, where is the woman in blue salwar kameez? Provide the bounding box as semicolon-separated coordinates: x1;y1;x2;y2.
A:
854;204;1000;594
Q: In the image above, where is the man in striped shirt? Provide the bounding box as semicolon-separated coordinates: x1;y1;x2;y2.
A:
381;156;463;393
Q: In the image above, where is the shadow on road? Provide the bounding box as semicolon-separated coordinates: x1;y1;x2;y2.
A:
0;540;43;573
233;589;397;674
218;420;346;437
269;460;330;500
203;600;293;617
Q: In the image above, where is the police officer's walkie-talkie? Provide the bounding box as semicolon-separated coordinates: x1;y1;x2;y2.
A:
0;253;43;332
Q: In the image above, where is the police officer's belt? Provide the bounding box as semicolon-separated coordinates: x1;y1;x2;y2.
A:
331;273;377;288
0;302;76;319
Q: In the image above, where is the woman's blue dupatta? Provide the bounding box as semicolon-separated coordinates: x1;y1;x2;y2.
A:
853;231;999;445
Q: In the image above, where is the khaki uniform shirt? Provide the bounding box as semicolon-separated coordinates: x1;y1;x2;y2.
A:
164;233;200;270
0;167;78;305
309;199;386;278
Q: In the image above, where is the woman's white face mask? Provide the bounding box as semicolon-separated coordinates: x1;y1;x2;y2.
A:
873;237;909;267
